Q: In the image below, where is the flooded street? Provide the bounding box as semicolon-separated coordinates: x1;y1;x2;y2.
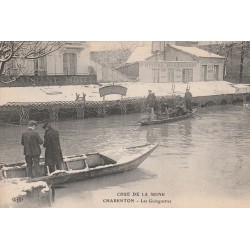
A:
1;105;250;207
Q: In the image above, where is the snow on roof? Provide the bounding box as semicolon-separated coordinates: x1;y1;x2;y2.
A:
126;46;153;64
170;45;224;59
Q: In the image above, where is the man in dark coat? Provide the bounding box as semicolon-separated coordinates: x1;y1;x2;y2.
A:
184;88;193;111
21;120;43;178
43;122;63;174
145;90;157;120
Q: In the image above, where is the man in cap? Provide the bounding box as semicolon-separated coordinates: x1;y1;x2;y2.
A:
43;122;63;174
21;120;43;178
184;87;193;111
145;90;157;120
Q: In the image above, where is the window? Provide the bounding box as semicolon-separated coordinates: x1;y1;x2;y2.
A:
152;69;160;83
202;65;208;81
214;65;219;80
182;69;193;82
168;68;175;82
35;57;47;75
63;53;77;75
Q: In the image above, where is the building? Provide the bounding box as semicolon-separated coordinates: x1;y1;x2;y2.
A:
198;42;250;83
3;42;133;86
89;49;133;82
35;42;91;76
90;49;131;69
3;42;96;86
117;42;225;83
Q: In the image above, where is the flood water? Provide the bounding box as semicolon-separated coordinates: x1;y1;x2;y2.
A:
1;105;250;207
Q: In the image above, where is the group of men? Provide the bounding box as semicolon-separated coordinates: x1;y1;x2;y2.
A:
21;120;63;178
21;88;192;178
145;87;193;120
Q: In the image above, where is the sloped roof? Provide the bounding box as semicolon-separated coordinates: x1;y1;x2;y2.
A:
126;46;153;64
170;45;224;59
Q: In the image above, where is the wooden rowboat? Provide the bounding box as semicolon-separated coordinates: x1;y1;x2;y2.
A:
1;143;158;186
138;108;197;126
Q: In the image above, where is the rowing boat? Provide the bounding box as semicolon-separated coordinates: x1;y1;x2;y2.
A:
1;143;158;185
138;108;197;126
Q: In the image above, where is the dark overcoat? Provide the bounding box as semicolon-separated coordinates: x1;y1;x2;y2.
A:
146;93;157;108
43;128;63;166
21;129;43;156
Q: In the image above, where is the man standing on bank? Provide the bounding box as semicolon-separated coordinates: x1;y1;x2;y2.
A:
21;120;43;178
184;87;193;111
43;122;63;174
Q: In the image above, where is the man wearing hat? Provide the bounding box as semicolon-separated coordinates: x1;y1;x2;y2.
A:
145;90;157;120
21;120;43;178
184;87;193;111
43;122;63;174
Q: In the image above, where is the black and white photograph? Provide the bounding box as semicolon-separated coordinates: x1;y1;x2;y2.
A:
1;1;250;250
1;40;250;208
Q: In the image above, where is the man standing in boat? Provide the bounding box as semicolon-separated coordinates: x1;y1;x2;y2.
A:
184;87;193;111
146;90;157;120
21;120;43;178
43;122;63;174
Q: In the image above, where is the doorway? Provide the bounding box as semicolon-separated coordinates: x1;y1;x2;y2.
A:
152;69;160;83
214;65;219;80
202;65;208;81
182;69;193;82
168;68;175;82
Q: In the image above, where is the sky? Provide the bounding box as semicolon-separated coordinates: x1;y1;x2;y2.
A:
89;41;150;51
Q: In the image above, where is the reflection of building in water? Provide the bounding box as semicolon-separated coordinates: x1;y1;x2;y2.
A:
117;41;224;83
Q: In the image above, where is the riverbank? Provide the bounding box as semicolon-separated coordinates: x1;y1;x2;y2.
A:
0;81;249;105
0;81;250;125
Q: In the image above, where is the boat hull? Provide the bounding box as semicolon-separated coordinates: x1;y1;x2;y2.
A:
1;144;158;186
138;109;197;126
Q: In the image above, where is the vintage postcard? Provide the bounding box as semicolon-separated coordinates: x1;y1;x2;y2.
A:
0;41;250;208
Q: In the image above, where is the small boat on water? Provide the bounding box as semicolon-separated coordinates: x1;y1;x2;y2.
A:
138;108;198;126
0;143;158;186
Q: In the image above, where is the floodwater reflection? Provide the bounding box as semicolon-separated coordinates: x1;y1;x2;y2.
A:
1;105;250;207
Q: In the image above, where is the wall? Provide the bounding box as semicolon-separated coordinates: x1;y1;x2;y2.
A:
139;61;200;83
46;47;91;75
46;50;62;75
165;46;196;61
90;60;132;83
77;47;91;74
199;58;224;81
117;63;139;78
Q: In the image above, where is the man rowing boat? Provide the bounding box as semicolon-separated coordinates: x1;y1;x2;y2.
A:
145;90;157;120
184;88;193;111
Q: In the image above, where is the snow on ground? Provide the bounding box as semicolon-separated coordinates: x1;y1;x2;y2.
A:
0;81;250;106
0;178;49;207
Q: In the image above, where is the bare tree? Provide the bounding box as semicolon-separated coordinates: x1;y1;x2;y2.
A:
119;41;149;52
0;41;64;83
214;41;250;82
239;41;250;83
